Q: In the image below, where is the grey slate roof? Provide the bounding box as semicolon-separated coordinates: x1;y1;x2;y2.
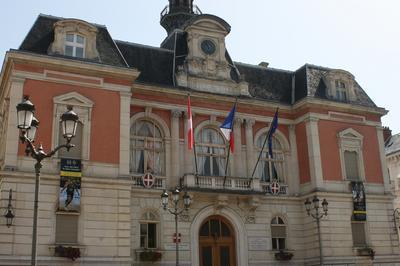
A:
386;133;400;156
16;14;378;108
19;14;128;68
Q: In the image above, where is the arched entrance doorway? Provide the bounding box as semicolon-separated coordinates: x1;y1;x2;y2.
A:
199;215;236;266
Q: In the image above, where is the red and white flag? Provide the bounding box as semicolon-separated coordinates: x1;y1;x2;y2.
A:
187;95;193;150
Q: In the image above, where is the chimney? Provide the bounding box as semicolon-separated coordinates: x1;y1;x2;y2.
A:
383;126;392;143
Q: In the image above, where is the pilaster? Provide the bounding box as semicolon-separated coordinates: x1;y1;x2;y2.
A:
170;110;181;183
4;77;24;170
245;119;255;178
119;91;132;177
376;126;391;193
233;117;243;177
288;125;300;194
305;117;324;189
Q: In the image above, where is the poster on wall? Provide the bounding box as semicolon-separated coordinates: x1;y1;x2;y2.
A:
59;158;81;212
351;181;366;221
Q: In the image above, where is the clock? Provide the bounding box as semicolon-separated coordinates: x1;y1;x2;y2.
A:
201;39;216;55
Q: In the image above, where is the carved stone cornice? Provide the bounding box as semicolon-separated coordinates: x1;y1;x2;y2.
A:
171;109;182;119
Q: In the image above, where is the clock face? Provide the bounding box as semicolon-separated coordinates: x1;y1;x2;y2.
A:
201;40;216;55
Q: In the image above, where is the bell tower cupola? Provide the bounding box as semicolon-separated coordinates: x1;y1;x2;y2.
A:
160;0;200;35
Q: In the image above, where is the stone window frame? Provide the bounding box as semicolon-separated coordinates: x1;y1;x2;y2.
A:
194;119;228;177
49;19;99;60
139;210;160;250
52;92;94;161
130;111;171;179
324;69;356;102
338;128;366;181
253;128;290;184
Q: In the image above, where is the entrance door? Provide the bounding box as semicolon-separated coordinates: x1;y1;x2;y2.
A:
199;216;236;266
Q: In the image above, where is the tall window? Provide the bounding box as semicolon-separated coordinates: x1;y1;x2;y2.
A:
55;214;78;244
255;135;285;182
196;127;226;176
271;216;286;250
335;80;347;101
351;222;367;247
65;33;85;58
130;120;164;175
140;211;159;249
344;150;360;181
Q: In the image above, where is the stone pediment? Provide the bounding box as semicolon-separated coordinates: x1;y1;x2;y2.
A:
53;92;94;108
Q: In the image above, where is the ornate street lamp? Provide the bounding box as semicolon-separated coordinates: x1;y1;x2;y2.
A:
161;187;191;266
4;189;15;227
16;97;79;266
304;195;328;265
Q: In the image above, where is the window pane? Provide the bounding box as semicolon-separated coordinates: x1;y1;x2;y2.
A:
345;151;359;180
148;223;157;248
65;45;73;56
351;222;366;246
278;238;286;250
272;238;277;250
221;221;230;236
200;221;209;236
271;226;286;238
210;219;220;237
76;35;84;44
220;246;230;266
202;246;212;266
66;34;74;42
75;47;84;58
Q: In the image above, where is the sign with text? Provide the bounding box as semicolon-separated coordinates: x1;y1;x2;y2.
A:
59;158;81;212
351;181;366;221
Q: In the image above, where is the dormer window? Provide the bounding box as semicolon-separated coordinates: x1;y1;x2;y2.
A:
65;33;85;58
335;80;347;101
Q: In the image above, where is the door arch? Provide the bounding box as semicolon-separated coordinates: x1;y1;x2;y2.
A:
199;215;236;266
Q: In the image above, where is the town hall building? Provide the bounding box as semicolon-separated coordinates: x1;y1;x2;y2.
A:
1;1;399;265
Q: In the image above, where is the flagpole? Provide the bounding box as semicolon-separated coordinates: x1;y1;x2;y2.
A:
187;94;199;183
248;107;279;188
223;99;238;188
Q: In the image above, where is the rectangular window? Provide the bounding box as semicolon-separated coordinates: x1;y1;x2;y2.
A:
55;214;78;244
64;33;85;58
351;222;367;247
344;151;359;180
140;223;157;249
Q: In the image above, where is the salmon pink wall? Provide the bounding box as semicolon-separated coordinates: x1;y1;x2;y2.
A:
21;79;120;164
319;120;383;183
296;122;311;184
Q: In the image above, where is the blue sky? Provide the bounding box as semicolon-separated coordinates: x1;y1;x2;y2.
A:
2;0;400;133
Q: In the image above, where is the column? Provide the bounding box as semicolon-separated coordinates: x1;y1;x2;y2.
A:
4;77;24;169
245;118;255;178
233;117;243;177
119;91;132;177
170;110;181;184
305;117;324;189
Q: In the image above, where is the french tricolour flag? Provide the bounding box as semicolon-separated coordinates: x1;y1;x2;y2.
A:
220;104;236;153
187;95;193;150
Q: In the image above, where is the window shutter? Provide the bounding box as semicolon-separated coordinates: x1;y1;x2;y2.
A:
351;222;366;246
344;151;359;180
55;214;78;244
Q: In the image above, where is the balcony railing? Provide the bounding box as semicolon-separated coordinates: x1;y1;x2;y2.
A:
182;174;289;195
160;5;202;20
131;174;166;189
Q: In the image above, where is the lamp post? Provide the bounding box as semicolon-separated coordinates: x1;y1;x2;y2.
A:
304;196;328;266
16;96;79;266
161;187;191;266
4;189;15;227
394;208;400;233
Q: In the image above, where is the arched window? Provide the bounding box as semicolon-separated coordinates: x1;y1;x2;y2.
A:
255;134;285;182
271;216;286;250
130;120;164;175
196;127;226;176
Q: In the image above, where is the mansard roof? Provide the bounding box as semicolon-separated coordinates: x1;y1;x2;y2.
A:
19;14;128;68
16;14;377;108
386;133;400;156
